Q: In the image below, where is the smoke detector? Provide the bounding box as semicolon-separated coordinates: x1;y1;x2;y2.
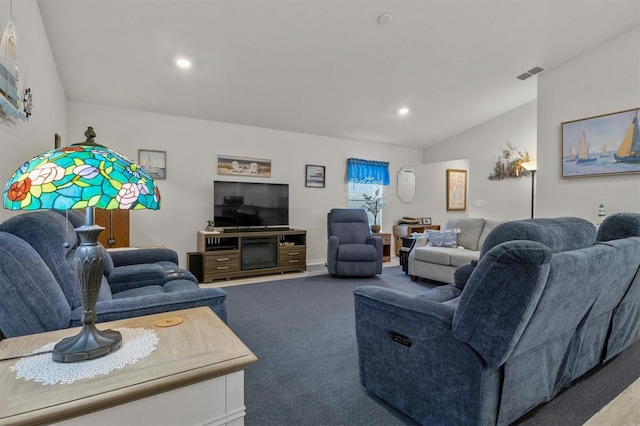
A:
377;13;393;25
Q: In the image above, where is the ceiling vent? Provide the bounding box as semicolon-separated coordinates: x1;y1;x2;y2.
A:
516;66;544;81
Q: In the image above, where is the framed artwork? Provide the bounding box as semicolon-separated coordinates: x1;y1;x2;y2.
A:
218;155;271;177
305;164;325;188
421;217;432;225
138;149;167;179
446;169;467;211
562;107;640;178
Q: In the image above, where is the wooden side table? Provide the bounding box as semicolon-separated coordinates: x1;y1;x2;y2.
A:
393;224;440;256
0;307;257;425
372;232;391;262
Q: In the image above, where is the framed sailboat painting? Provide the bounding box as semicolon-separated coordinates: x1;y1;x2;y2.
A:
562;107;640;178
138;149;167;179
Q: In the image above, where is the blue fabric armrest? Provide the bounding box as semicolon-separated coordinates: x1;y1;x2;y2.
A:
354;285;455;324
72;287;228;324
366;235;382;249
453;260;477;289
107;264;167;292
108;248;179;267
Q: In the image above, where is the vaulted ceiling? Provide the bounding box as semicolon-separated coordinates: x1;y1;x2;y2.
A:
37;0;640;148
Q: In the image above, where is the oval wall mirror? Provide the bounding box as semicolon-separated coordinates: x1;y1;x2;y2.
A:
397;167;416;203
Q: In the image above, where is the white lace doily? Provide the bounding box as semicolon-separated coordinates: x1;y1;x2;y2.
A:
11;327;158;385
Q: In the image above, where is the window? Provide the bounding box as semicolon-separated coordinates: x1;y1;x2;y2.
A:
346;158;390;225
348;182;383;225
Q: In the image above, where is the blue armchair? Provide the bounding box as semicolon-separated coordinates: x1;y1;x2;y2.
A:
0;211;227;339
327;208;382;277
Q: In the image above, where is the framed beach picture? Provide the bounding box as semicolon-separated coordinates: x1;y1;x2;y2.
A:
562;107;640;178
305;164;325;188
138;149;166;179
446;169;467;211
218;155;271;177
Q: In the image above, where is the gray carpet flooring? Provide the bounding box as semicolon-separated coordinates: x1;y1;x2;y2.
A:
222;266;640;425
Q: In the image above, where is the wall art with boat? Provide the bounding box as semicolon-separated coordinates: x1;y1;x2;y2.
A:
562;107;640;177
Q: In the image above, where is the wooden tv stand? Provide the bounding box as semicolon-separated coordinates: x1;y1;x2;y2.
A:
196;229;307;282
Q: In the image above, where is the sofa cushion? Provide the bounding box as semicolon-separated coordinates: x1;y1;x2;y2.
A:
414;247;456;265
478;220;502;250
596;213;640;242
427;229;457;247
453;240;553;368
450;250;481;267
338;244;378;262
446;218;486;251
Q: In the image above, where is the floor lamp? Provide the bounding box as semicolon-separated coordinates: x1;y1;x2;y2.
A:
521;161;537;218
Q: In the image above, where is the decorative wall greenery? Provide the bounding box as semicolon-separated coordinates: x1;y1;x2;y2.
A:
488;143;531;180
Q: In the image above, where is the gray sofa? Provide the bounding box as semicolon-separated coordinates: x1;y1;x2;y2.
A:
354;215;640;425
408;218;501;284
0;210;227;339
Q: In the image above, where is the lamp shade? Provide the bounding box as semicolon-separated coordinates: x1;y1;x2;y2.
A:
4;143;160;211
520;160;537;172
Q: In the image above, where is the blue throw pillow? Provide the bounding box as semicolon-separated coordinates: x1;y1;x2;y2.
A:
427;229;458;247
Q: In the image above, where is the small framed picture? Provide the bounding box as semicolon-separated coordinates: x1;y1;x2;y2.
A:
446;169;467;211
305;164;325;188
138;149;167;179
421;217;432;225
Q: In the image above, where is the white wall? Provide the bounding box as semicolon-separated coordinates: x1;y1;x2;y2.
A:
66;101;423;266
537;26;640;221
0;0;67;214
421;101;537;221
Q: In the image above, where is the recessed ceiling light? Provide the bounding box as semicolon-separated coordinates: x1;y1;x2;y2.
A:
397;107;410;115
176;58;191;69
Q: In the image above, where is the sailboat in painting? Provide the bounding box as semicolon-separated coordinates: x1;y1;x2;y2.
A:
614;111;640;163
600;144;611;157
576;133;597;163
565;146;575;162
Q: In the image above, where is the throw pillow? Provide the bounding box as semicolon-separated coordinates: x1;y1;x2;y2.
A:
427;229;458;247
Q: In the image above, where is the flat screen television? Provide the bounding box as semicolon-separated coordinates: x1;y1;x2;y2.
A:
214;181;289;229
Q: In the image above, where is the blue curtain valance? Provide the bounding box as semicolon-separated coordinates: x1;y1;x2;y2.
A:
347;158;390;185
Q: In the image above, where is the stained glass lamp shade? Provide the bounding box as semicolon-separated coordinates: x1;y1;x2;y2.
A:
3;127;160;362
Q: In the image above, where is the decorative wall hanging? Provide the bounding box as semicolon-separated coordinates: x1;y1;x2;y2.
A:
562;107;640;178
488;143;531;180
218;155;271;177
397;167;416;203
305;164;325;188
446;169;467;211
138;149;167;179
0;3;32;122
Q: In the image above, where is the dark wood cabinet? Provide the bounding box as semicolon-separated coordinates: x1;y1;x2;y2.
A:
94;209;130;248
196;229;306;282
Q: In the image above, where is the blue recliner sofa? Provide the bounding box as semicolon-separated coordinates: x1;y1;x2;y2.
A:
327;208;382;277
354;216;640;425
0;210;227;339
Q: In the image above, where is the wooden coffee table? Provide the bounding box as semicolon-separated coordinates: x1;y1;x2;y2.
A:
0;307;257;425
